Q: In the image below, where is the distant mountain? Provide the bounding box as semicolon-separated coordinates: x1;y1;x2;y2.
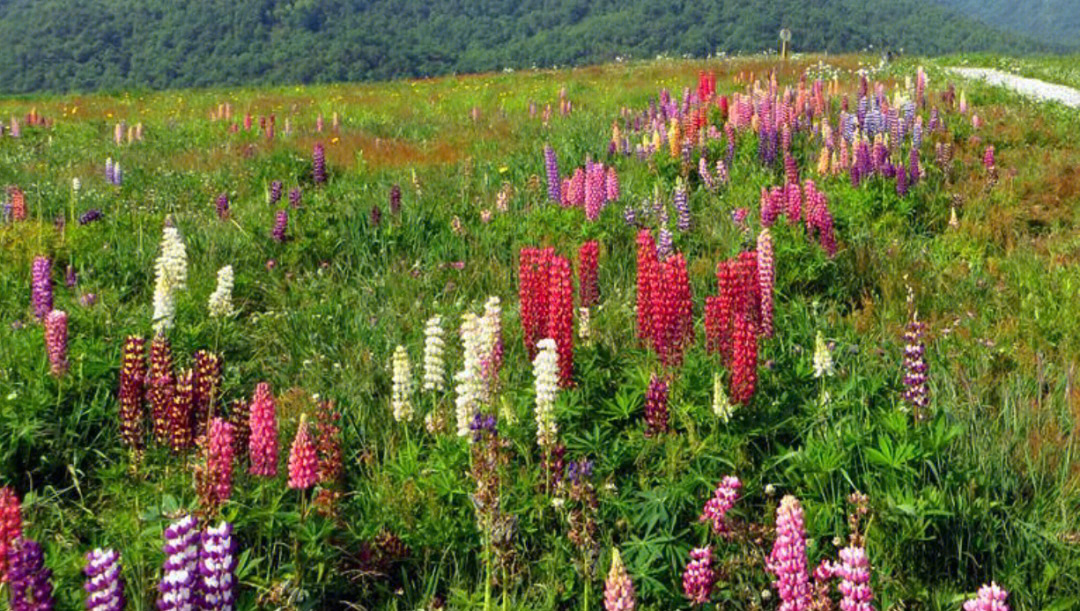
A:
0;0;1064;94
932;0;1080;49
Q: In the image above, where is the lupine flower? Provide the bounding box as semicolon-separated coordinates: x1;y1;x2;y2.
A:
168;369;195;453
767;495;812;611
422;315;446;392
643;374;669;436
391;345;414;422
548;255;575;387
199;522;237;611
116;335;146;448
313;399;343;485
623;204;637;226
963;582;1009;611
712;372;734;423
43;310;68;376
479;296;504;398
271;209;288;243
215;193;229;220
152;222;188;334
982;145;995;172
10;187;26;221
605;166;620;201
192;351;221;431
207;265;235;319
533;338;559;449
148;333;175;444
312;143;326;184
269;181;283;205
7;538;55;611
673;181;691;231
389;184;401;214
105;158;115;184
578;240;600;308
519;247;553;359
455;313;484;438
757;229;775;338
656;227;673;260
0;487;22;583
288;187;302;209
682;546;716;605
206;418;235;506
635;230;659;343
699;475;741;535
543;147;561;203
84;548;124;611
730;255;758;404
370;204;382;227
287;414;318;490
31;256;53;320
902;289;929;421
698;157;716;191
248;382;278;476
604;548;636;611
813;331;834;378
158;515;199;611
78;208;103;225
896;162;908;196
836;545;874;611
577;306;591;341
584;164;605;221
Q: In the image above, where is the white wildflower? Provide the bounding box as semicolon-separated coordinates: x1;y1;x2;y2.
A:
533;338;559;449
577;306;591;341
422;315;445;392
151;222;188;333
813;330;834;378
454;312;483;438
712;371;734;423
391;345;413;422
207;265;235;318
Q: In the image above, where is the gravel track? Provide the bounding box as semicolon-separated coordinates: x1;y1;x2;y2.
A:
949;67;1080;108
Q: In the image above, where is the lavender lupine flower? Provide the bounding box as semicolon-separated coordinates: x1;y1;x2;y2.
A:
44;310;68;376
65;265;78;288
673;181;690;231
896;163;908;197
682;546;716;605
699;476;741;535
656;227;673;261
158;515;199;611
716;159;729;185
7;538;55;611
288;187;302;209
105;158;115;184
112;163;123;187
544;145;561;203
698;157;716;191
963;582;1010;611
199;522;237;611
836;545;874;611
767;495;812;611
84;548;125;611
622;204;637;227
78;209;103;225
214;193;230;220
312;143;326;184
902;290;929;421
268;180;282;205
271;209;288;243
31;256;53;320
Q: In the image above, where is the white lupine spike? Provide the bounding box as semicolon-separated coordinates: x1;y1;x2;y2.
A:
532;338;559;449
812;330;834;379
454;312;483;438
207;265;235;318
151;222;188;333
391;345;414;422
422;315;445;392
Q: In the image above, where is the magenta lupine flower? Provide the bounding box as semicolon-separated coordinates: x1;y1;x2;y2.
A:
207;418;235;505
681;546;716;605
44;310;68;376
271;209;288;243
199;522;237;611
216;194;229;220
585;164;604;221
570;168;586;207
982;145;995;171
544;145;561;203
288;187;302;209
313;143;326;184
603;549;636;611
248;382;278;477
963;582;1009;611
757;229;775;338
31;256;53;320
643;374;669;436
158;515;199;611
760;186;781;227
605;166;620;201
896;163;908;197
84;548;125;611
784;153;799;185
6;538;55;611
287;415;318;490
698;476;741;535
269;180;282;205
836;545;874;611
768;495;812;611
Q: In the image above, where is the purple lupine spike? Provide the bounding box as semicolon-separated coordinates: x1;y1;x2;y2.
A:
909;147;921;186
673;183;690;232
622;204;637;227
112;163;123;186
7;538;56;611
643;373;669;435
268;181;282;205
312;143;326;184
105;158;115;184
84;548;125;611
65;265;78;288
389;184;401;215
78;209;103;226
896;163;908;197
271;209;288;243
544;145;561;203
216;194;229;220
288;187;302;209
199;522;237;611
158;515;199;611
31;256;53;320
902;297;929;421
698;157;716;191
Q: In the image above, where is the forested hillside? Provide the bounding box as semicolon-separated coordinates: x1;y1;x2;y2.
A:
933;0;1080;49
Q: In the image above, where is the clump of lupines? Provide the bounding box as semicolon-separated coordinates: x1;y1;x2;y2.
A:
168;369;195;453
643;374;669;436
635;230;694;366
7;538;55;610
199;522;237;610
158;515;199;611
836;545;874;611
208;266;235;318
148;334;175;444
604;548;636;611
0;487;22;583
312;143;326;183
288;414;318;490
389;184;401;214
813;330;834;379
757;228;775;338
963;583;1010;611
422;315;446;392
43;310;68;376
902;286;929;421
699;476;741;535
519;247;552;359
391;345;414;422
803;180;837;257
215;193;229;220
248;382;278;476
271;209;288;242
518;247;575;386
681;546;716;605
31;256;53;320
83;548;124;611
151;221;188;334
578;240;600;308
533;338;559;449
768;495;812;611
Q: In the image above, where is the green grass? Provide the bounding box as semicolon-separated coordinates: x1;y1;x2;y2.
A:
1;54;1079;609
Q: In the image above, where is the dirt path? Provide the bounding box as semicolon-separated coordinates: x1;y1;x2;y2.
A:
950;67;1080;108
